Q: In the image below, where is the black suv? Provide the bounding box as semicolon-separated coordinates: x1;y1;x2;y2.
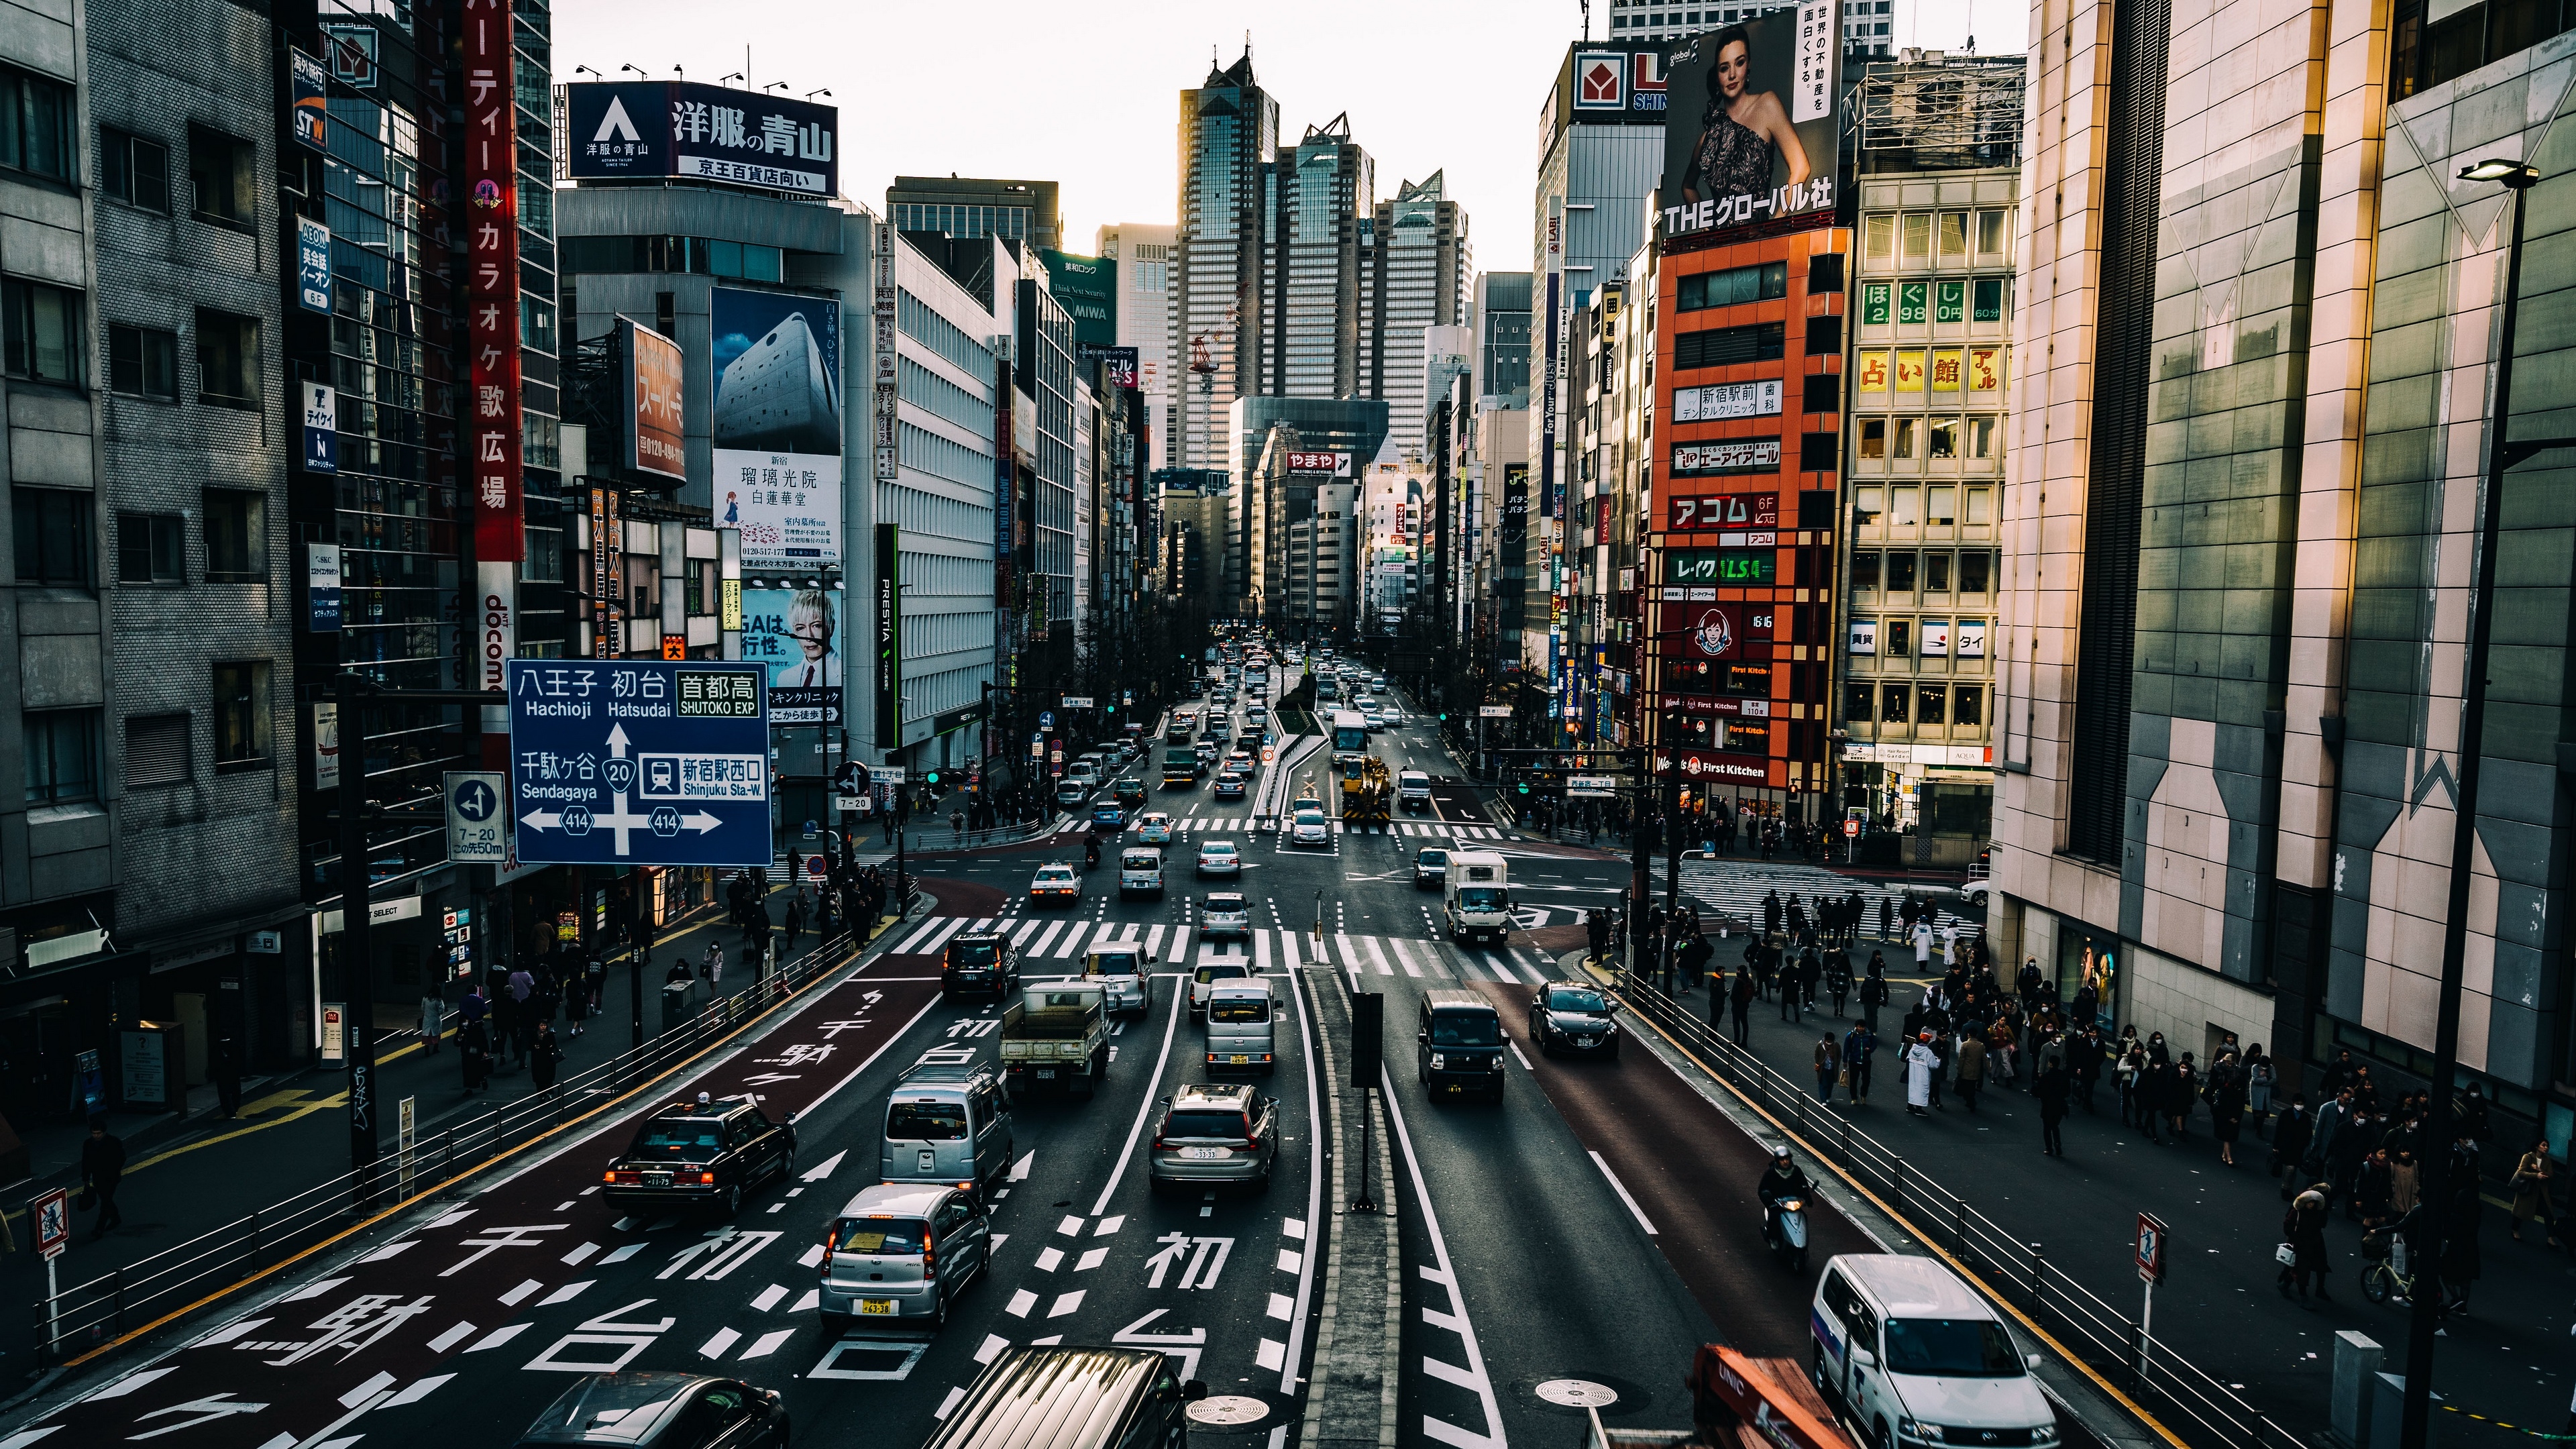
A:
517;1373;787;1449
943;932;1020;1004
603;1099;797;1216
1527;980;1621;1059
1417;990;1507;1102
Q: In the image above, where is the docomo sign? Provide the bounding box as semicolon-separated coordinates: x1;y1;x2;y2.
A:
478;562;516;733
1285;450;1350;477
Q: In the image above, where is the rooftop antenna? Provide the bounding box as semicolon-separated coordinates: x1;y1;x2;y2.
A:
1582;0;1592;40
672;64;684;82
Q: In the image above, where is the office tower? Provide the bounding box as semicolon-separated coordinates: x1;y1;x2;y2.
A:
1606;0;1891;54
1474;272;1534;409
1171;52;1278;472
1362;172;1470;462
1099;223;1176;466
886;176;1061;251
1267;114;1373;400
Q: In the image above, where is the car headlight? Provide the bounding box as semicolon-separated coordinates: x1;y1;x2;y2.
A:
1430;1053;1447;1069
2031;1426;2059;1444
1901;1424;1943;1444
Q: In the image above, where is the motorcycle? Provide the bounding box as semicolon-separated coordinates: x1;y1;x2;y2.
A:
1083;840;1102;871
1764;1193;1810;1272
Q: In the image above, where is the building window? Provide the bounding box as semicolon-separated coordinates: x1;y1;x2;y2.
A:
1928;417;1958;459
0;66;74;182
1886;620;1913;657
1674;321;1784;370
1885;551;1917;592
1939;212;1969;262
101;127;170;211
1960;551;1992;594
125;712;190;788
13;487;90;586
1845;683;1876;722
1880;684;1910;723
188;124;256;227
117;511;184;584
1917;685;1949;727
108;323;178;400
1901;213;1931;262
23;708;99;804
1955;687;1984;727
196;309;260;408
1864;215;1894;260
1973;277;2008;323
1851;485;1882;527
1857;419;1886;461
3;278;85;386
1677;261;1788;311
521;294;557;356
1966;415;1997;459
1849;551;1880;590
1891;418;1920;460
203;488;264;580
212;661;268;768
1926;485;1956;527
1925;551;1951;592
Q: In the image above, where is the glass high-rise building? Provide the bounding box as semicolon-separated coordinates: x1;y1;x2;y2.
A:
1363;172;1470;463
1171;52;1277;472
1265;115;1371;401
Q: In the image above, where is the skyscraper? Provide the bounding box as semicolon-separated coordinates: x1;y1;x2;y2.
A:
1099;222;1176;468
1362;172;1470;462
1171;52;1278;472
1267;114;1372;400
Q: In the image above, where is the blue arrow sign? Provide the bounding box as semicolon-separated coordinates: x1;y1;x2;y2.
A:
506;660;772;867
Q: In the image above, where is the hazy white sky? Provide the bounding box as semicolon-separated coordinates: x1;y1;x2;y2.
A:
554;0;2019;270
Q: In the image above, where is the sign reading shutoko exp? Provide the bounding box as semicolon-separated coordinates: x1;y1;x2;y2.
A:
506;661;772;867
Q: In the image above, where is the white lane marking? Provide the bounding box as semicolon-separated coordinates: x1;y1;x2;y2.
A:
796;1244;824;1268
1589;1150;1658;1236
1057;1215;1085;1236
1010;918;1045;947
1365;936;1404;977
359;1240;417;1263
1257;1338;1287;1371
1267;1292;1293;1320
1089;984;1185;1217
1424;1357;1483;1389
740;1329;795;1360
933;1387;967;1420
1510;1042;1534;1071
0;1429;62;1449
500;1279;544;1306
537;1281;592;1306
602;1243;647;1265
1048;1291;1086;1317
1095;1215;1125;1236
464;1323;529;1352
427;1322;476;1353
560;1242;600;1266
188;1316;269;1349
384;1373;453;1407
279;1277;349;1303
1145;924;1169;955
80;1367;176;1401
751;1284;788;1311
1036;1247;1065;1271
1281;969;1328;1397
1077;1246;1110;1271
1381;1066;1507;1448
1029;918;1069;955
1006;1289;1038;1318
975;1334;1010;1365
1010;1150;1034;1181
1277;1248;1303;1273
799;1150;847;1183
792;1289;818;1312
698;1328;741;1358
1280;929;1303;971
799;990;947;1118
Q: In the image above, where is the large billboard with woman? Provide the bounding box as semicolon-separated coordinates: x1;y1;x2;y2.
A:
1658;0;1843;249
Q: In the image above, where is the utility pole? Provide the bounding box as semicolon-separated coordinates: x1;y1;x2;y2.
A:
335;671;378;1180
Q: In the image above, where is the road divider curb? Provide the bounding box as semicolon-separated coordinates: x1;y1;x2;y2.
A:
1297;967;1401;1449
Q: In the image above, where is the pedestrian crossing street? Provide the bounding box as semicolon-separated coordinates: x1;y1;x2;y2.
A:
1674;859;1979;938
885;914;1566;985
1142;815;1506;840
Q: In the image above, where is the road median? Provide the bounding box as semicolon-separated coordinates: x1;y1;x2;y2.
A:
1297;965;1400;1449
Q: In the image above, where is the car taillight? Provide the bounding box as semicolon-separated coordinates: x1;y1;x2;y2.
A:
821;1228;838;1272
1151;1136;1169;1152
698;1171;716;1184
603;1170;618;1183
921;1245;936;1280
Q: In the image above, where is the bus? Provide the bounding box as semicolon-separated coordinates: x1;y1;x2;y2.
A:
1331;710;1371;773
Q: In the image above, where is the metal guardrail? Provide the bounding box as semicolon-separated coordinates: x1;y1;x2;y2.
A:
32;925;877;1367
1611;972;2299;1449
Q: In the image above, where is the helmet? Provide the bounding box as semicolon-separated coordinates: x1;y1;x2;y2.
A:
1772;1146;1793;1163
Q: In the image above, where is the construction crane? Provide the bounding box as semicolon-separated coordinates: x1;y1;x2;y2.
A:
1341;757;1392;824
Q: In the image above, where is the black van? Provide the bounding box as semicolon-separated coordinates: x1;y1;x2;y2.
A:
919;1345;1203;1449
1416;989;1506;1102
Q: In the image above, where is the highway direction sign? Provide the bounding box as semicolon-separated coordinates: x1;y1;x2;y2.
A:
506;660;771;867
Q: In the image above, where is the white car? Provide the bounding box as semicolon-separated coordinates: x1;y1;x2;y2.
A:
1200;892;1251;938
1290;809;1330;848
1135;812;1175;845
1197;839;1241;877
1955;879;1990;908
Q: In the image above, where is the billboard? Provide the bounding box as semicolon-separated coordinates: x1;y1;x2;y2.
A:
1542;42;1671;159
738;586;843;727
1080;343;1140;391
463;0;521;564
619;316;687;484
562;81;839;197
288;49;328;150
1658;2;1841;249
1040;250;1118;350
712;286;843;568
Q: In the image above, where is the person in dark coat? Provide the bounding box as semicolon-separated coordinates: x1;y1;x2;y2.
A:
529;1020;565;1094
2209;1053;2249;1165
2280;1185;2332;1299
2035;1055;2072;1156
2442;1173;2484;1312
2271;1096;2316;1199
80;1122;125;1238
564;966;591;1039
460;1014;492;1091
1729;967;1757;1046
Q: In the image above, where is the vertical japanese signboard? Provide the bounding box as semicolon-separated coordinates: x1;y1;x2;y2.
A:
288;48;329;150
295;216;331;313
874;221;898;483
590;486;623;659
619;317;687;484
875;523;902;746
464;0;522;565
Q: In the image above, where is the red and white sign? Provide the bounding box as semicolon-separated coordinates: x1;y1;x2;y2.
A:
1575;51;1625;108
31;1187;68;1260
1285;450;1350;477
1670;490;1779;531
464;0;523;564
1632;51;1667;96
1658;601;1774;661
1662;694;1770;716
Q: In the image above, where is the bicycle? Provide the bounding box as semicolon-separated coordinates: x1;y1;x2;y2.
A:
2357;1226;2418;1304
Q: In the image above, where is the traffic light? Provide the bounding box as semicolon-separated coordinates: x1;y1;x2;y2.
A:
924;769;943;789
1515;780;1531;796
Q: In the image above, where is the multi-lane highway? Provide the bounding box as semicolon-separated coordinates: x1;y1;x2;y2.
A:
9;653;1872;1449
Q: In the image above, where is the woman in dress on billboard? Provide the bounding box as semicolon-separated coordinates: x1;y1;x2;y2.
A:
1684;24;1813;208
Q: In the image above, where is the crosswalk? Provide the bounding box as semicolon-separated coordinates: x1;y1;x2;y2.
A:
885;914;1566;985
1136;816;1506;840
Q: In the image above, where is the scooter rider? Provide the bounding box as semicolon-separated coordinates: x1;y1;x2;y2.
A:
1084;836;1102;869
1758;1145;1813;1244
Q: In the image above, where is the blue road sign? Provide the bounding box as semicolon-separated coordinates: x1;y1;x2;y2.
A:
1040;710;1055;730
506;660;772;867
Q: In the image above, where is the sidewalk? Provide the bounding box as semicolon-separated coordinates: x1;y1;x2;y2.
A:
0;878;841;1373
1631;963;2573;1449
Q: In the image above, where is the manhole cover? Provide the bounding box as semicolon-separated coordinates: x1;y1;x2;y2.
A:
1186;1396;1269;1427
1536;1380;1621;1409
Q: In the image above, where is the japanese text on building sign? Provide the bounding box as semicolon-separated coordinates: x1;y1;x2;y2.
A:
464;0;522;564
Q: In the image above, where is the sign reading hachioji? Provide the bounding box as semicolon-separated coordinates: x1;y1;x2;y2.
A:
507;661;771;867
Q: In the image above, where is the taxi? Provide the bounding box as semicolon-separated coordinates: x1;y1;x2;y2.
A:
1028;862;1082;906
1134;812;1176;845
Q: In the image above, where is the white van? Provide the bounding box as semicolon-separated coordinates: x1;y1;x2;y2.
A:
1202;981;1277;1074
1810;1254;2056;1449
1118;847;1165;900
1441;850;1513;946
1396;770;1432;812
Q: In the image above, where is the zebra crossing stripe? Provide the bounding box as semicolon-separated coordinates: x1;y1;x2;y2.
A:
1051;924;1093;959
1280;930;1303;971
1144;924;1168;957
1010;918;1045;947
1254;930;1273;973
1385;937;1426;979
1364;936;1407;978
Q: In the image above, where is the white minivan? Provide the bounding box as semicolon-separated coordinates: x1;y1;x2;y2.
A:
1119;847;1165;900
1811;1254;2057;1449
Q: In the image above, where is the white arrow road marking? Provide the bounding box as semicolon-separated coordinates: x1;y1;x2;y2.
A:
126;1393;272;1441
85;1368;177;1401
1010;1151;1034;1181
799;1150;847;1183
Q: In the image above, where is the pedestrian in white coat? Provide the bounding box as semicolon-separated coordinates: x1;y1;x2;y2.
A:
1907;1031;1941;1116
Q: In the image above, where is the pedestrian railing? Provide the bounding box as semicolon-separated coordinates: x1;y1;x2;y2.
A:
32;923;881;1368
1613;973;2300;1449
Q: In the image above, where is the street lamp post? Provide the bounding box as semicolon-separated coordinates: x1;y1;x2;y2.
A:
2401;157;2568;1449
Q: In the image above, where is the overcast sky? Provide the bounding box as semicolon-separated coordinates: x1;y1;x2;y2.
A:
555;0;2019;270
